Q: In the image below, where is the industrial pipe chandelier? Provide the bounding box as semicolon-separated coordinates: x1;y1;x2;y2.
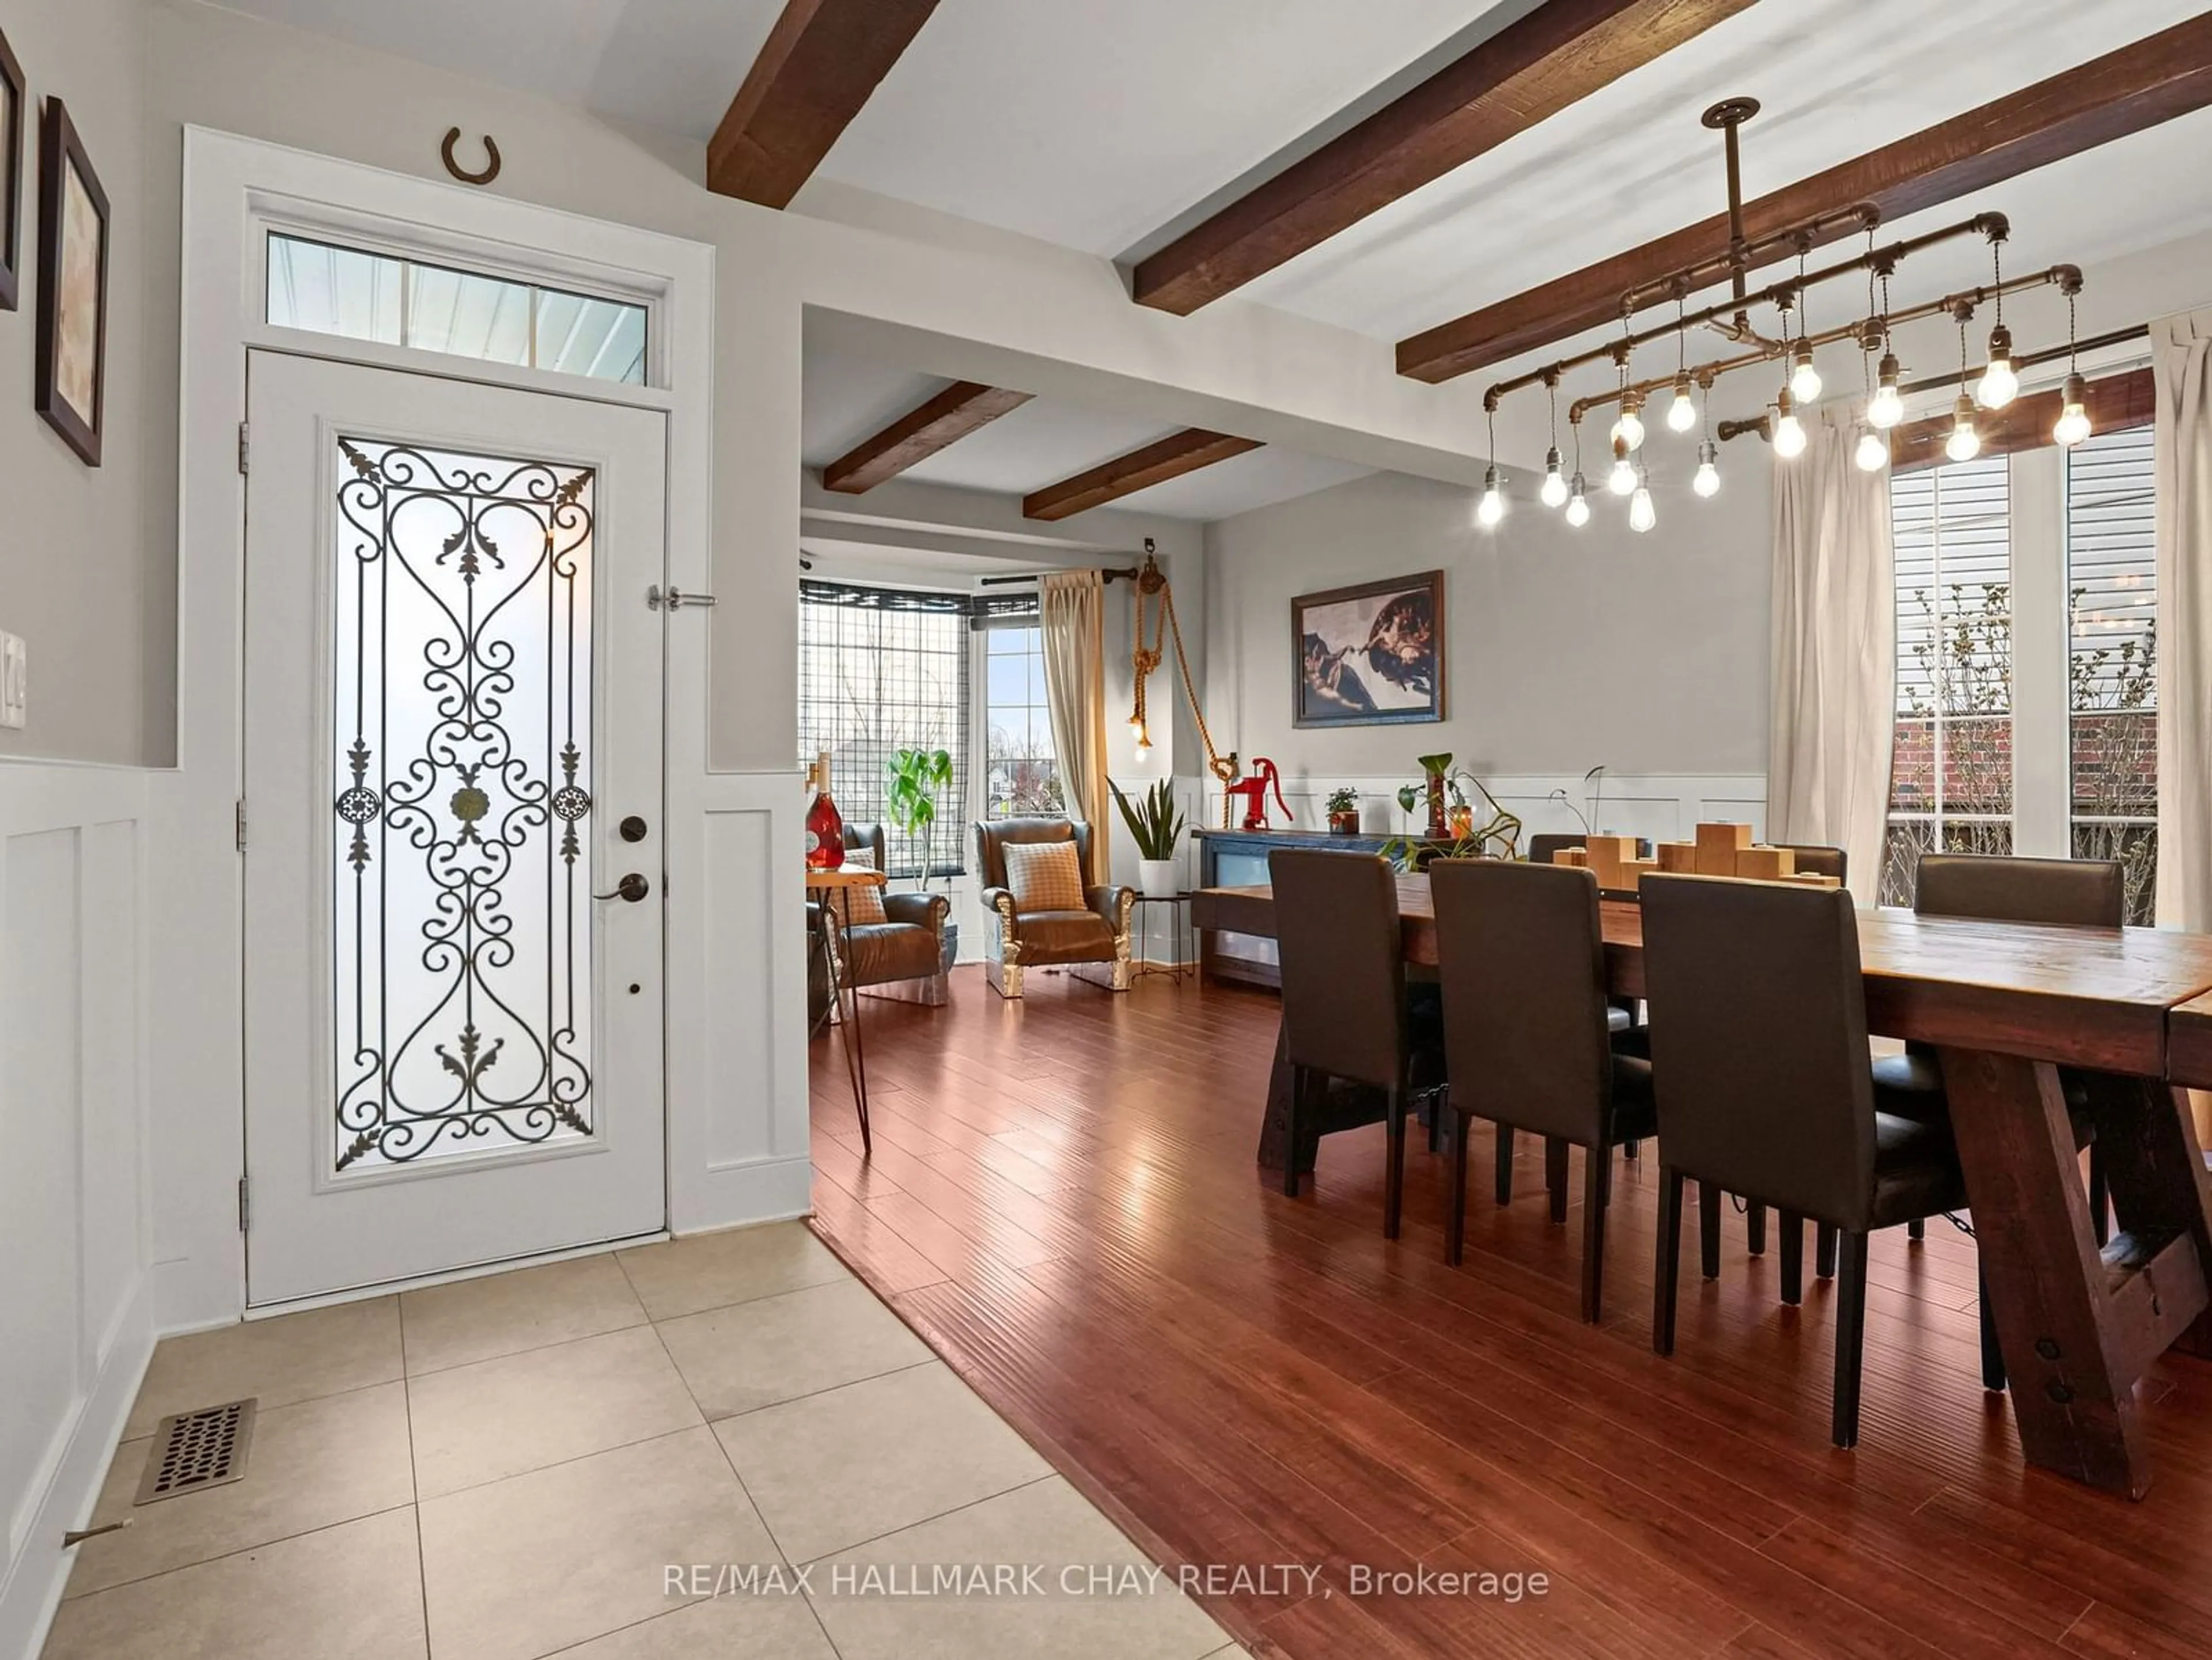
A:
1474;98;2099;536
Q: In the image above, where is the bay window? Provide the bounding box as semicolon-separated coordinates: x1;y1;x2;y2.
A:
797;581;971;879
982;621;1063;820
797;581;1063;878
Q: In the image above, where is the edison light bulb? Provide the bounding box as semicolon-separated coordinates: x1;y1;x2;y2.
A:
1789;344;1822;404
1854;429;1888;472
1666;374;1697;433
1540;447;1569;508
1976;325;2017;410
1611;395;1645;453
1945;393;1980;463
1867;352;1904;430
1564;473;1590;528
1476;464;1506;528
1692;439;1719;498
1628;476;1657;534
1608;456;1637;495
2054;373;2092;447
1771;391;1808;458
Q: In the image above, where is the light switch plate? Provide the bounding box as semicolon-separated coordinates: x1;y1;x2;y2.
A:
0;632;26;729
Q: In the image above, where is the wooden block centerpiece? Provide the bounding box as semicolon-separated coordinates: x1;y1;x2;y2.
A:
1733;844;1795;882
1694;820;1755;876
1546;824;1840;892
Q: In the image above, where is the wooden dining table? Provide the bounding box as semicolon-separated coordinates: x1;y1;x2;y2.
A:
1192;874;2212;1499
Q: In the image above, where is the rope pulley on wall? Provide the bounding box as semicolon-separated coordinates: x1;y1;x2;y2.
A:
1125;538;1244;826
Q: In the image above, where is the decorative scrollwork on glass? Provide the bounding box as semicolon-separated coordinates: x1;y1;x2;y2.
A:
330;437;597;1171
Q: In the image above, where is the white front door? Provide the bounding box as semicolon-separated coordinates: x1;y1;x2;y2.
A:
242;350;668;1305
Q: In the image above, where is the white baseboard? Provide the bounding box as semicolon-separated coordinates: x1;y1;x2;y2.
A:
0;1279;154;1660
676;1153;815;1236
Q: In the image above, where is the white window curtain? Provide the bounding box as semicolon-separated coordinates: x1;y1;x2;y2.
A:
1038;570;1111;885
2153;308;2212;929
1768;408;1896;901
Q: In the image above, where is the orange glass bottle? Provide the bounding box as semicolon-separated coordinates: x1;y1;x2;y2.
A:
804;751;845;870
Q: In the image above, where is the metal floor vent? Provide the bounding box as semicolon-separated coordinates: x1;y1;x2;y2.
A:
135;1399;257;1505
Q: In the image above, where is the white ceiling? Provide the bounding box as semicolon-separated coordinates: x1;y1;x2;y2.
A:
805;0;1499;257
220;0;2212;510
221;0;2211;337
225;0;789;139
224;0;1498;259
1240;0;2209;340
800;351;1374;522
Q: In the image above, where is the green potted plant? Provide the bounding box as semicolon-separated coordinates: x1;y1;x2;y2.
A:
885;746;954;882
1325;787;1361;836
1388;755;1521;869
885;746;957;965
1110;778;1186;899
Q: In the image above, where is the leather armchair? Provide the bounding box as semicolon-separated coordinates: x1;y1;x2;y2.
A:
971;817;1134;998
808;824;952;1016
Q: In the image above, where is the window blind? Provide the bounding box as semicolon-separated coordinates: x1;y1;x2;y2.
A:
797;581;971;878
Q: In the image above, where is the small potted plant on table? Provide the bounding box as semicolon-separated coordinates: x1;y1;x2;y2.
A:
1111;778;1187;899
1325;787;1361;836
1387;754;1522;869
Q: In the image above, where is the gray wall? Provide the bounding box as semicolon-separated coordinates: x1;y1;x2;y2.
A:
0;0;153;764
1202;466;1773;782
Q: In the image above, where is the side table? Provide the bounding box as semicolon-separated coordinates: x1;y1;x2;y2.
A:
806;866;887;1155
1131;891;1193;983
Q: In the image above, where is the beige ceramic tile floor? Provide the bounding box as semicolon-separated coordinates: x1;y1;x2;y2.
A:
40;1223;1247;1660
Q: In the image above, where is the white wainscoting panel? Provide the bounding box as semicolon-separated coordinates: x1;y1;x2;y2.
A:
0;764;152;1660
663;769;812;1231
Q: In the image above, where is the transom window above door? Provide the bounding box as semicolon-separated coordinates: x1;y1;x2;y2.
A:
265;233;648;385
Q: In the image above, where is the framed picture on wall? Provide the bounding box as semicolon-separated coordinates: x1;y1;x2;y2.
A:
0;25;23;312
36;96;109;465
1291;569;1444;728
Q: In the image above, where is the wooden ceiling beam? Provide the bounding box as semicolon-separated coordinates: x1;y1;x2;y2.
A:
1396;14;2212;382
1132;0;1758;315
1022;430;1263;522
1889;366;2153;474
708;0;939;207
821;382;1033;494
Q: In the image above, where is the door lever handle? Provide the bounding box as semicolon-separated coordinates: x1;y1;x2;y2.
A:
594;873;650;903
646;586;716;611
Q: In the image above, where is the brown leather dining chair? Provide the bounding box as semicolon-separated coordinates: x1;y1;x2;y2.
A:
1773;843;1847;883
1640;873;1993;1450
1518;835;1650;1181
1268;849;1444;1235
1885;853;2120;1231
1732;842;1845;1267
1430;859;1656;1320
1527;833;1657;865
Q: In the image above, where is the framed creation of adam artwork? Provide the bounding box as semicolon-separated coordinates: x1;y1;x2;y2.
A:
0;25;22;312
35;95;110;465
1290;569;1444;728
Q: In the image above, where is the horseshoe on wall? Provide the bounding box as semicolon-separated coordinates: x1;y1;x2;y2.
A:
440;128;501;186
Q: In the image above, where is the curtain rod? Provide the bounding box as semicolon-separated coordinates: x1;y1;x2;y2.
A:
1715;323;2151;443
977;565;1141;588
1892;323;2149;399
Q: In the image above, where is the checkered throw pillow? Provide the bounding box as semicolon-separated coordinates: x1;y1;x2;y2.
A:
833;848;889;926
1002;838;1086;914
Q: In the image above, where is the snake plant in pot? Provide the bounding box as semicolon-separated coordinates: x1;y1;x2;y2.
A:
1111;779;1186;899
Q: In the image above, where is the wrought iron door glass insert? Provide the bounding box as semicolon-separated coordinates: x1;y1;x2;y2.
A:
332;437;597;1171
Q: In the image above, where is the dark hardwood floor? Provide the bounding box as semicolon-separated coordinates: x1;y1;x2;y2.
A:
806;966;2212;1660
